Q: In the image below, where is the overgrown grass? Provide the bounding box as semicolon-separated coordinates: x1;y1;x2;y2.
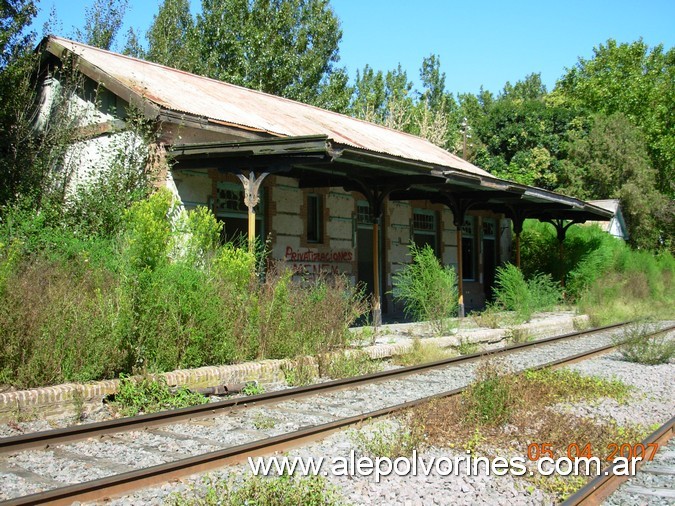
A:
505;327;532;344
392;244;458;335
462;362;514;426
579;255;675;325
252;412;276;430
492;263;562;323
470;304;502;329
109;374;207;417
0;191;369;388
613;321;675;365
282;356;318;387
319;350;382;379
349;418;426;459
412;363;637;502
456;338;479;356
521;221;674;325
392;338;455;366
168;474;345;506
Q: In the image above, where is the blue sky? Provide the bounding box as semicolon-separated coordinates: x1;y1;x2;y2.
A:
31;0;675;96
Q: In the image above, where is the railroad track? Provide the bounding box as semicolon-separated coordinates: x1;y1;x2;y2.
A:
0;321;672;505
563;415;675;505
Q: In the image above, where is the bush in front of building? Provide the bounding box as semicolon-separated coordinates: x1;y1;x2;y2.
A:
0;191;369;389
391;244;458;335
492;263;562;323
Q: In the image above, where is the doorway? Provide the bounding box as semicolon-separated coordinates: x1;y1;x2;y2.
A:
482;219;497;301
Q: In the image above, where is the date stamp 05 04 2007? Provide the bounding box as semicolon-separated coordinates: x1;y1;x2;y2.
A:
526;442;660;462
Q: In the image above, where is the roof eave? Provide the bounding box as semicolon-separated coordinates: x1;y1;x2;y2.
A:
43;36;161;120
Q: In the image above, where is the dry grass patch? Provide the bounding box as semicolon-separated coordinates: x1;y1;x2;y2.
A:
410;362;641;502
319;350;382;379
392;338;456;366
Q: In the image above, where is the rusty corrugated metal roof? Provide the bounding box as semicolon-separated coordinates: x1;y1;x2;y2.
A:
47;36;490;177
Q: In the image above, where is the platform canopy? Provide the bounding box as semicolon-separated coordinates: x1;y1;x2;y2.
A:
170;135;612;226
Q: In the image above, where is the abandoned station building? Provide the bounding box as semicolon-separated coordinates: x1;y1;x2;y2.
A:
36;36;612;323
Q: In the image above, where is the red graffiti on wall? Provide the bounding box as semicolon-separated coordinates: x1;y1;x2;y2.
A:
284;246;353;263
290;263;342;276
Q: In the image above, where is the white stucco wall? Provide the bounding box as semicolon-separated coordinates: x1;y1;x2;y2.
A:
172;170;212;210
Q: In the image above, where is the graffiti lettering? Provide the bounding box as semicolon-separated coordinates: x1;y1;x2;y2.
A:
284;246;353;263
290;263;342;276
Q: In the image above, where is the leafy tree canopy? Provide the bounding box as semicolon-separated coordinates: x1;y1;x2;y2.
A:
74;0;128;50
552;39;674;196
0;0;37;68
145;0;343;107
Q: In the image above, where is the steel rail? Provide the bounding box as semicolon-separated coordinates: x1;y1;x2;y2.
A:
562;415;675;506
0;321;637;454
2;325;659;506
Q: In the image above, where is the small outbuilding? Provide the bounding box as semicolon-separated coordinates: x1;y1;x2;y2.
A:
586;200;629;241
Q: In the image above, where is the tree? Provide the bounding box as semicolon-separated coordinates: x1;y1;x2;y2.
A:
0;0;40;206
147;0;346;108
122;27;145;59
146;0;195;69
412;54;459;149
311;67;352;114
501;73;547;101
553;39;674;196
1;0;37;69
419;54;446;112
190;0;342;105
350;64;386;122
382;64;414;130
470;93;577;189
74;0;128;50
561;113;668;249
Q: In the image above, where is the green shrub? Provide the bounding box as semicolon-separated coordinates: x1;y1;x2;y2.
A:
492;263;530;319
613;322;675;365
168;474;345;506
0;195;369;388
577;249;674;325
122;189;174;272
177;206;223;266
392;244;458;335
520;220;674;324
492;263;561;322
463;362;514;426
350;419;425;459
110;374;207;417
320;350;382;379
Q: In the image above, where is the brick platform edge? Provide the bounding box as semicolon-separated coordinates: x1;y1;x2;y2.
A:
0;314;589;421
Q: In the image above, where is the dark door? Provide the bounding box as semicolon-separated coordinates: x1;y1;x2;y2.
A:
357;226;374;295
483;237;496;301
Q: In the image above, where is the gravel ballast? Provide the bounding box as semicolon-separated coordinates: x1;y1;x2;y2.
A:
0;324;672;504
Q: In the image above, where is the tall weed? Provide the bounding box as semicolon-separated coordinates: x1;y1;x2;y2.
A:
392;244;458;334
492;263;561;322
0;193;369;388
